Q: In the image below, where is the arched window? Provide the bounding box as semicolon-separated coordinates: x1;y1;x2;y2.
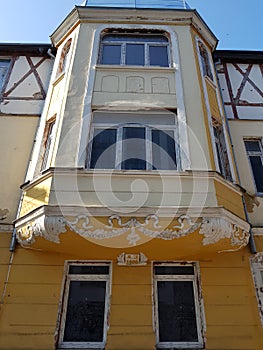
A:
57;39;72;76
99;31;170;67
198;42;213;81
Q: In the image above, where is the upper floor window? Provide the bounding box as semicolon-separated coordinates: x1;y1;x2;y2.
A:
99;32;170;67
88;111;178;171
0;59;10;92
244;139;263;194
57;39;72;76
198;42;213;81
213;120;232;181
57;262;111;349
41;118;56;172
153;262;205;349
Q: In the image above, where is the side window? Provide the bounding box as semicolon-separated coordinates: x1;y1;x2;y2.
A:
99;32;170;67
213;119;232;181
250;254;263;326
57;262;111;349
244;139;263;194
0;59;10;92
57;39;72;76
41;118;56;171
153;263;205;349
198;42;213;81
88;111;178;171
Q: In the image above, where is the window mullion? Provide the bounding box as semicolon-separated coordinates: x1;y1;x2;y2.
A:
121;43;126;65
145;127;151;170
116;127;122;169
145;43;149;66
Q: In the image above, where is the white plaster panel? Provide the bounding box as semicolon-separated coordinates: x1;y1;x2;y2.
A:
224;105;234;119
217;73;231;102
0;99;46;115
226;63;244;95
236;106;263;120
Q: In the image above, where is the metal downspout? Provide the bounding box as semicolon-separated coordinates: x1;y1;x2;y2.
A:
214;58;257;254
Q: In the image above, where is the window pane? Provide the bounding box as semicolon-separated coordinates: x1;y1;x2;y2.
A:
149;46;168;67
101;44;121;64
90;129;117;169
249;155;263;192
245;140;261;152
41;120;56;171
155;266;194;275
121;127;146;170
157;281;198;343
69;265;109;275
63;281;106;342
152;129;176;170
126;44;144;65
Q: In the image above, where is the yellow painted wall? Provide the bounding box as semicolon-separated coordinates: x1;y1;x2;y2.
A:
0;238;262;350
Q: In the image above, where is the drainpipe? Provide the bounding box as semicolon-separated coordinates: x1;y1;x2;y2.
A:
213;57;257;254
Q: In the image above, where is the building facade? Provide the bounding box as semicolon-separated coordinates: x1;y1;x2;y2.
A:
0;1;262;349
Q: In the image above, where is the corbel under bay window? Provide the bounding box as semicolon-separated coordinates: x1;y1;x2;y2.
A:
153;262;205;349
57;262;111;349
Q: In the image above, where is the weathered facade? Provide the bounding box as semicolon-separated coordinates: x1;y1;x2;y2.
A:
0;1;262;349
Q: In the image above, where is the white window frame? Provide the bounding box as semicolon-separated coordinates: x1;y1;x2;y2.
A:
250;253;263;326
57;261;112;349
244;138;263;195
87;112;180;171
40;117;56;172
98;32;171;67
153;262;205;349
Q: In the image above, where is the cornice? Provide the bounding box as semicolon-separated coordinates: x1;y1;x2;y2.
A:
51;6;217;49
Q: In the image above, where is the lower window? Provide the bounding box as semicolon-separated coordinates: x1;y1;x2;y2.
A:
57;262;111;349
153;263;205;349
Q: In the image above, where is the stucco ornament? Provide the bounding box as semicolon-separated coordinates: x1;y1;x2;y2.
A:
65;214;200;246
200;217;249;247
17;216;67;245
117;252;148;266
0;208;9;220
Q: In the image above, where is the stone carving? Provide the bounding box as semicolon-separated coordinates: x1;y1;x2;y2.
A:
16;213;249;249
17;216;67;245
0;208;9;220
200;217;249;247
117;252;148;266
65;214;199;246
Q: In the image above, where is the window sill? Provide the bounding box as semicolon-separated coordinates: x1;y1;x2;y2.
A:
96;64;176;73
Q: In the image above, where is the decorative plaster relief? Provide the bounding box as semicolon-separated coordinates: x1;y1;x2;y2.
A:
126;76;144;93
17;216;67;245
101;75;119;92
0;208;9;220
200;217;249;247
152;77;169;94
16;214;249;249
117;252;148;266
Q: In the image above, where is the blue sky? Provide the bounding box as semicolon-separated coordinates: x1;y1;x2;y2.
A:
0;0;262;50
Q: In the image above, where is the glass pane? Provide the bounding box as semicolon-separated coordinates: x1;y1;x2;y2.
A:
155;266;194;275
157;281;198;343
101;44;121;64
126;44;144;65
149;46;168;67
249;155;263;192
152;129;176;170
121;127;146;170
90;128;117;169
245;140;261;152
63;281;106;342
41;120;56;171
69;265;109;275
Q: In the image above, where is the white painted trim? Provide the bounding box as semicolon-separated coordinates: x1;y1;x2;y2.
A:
195;36;236;182
77;24;190;170
57;261;112;349
153;261;205;349
250;254;263;326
